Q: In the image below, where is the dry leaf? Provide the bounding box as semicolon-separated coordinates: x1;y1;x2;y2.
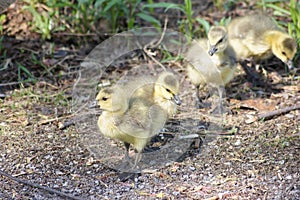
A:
231;98;276;112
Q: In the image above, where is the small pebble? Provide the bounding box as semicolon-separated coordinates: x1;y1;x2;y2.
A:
286;175;292;180
234;139;241;146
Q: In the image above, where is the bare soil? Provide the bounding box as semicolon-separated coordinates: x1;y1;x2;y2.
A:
0;1;299;200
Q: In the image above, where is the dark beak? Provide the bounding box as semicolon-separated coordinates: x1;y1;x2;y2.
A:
286;60;294;70
89;100;99;109
173;95;182;105
208;45;217;56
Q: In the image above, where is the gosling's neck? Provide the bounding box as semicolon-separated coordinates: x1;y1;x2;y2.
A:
153;86;164;103
211;48;228;67
153;85;176;116
264;30;286;47
106;101;129;116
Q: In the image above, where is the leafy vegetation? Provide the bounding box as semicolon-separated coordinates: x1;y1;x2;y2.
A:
256;0;300;64
15;0;213;38
257;0;300;43
0;0;298;85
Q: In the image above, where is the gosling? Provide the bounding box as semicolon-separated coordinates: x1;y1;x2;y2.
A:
186;26;237;108
96;86;167;168
227;13;297;69
124;71;182;117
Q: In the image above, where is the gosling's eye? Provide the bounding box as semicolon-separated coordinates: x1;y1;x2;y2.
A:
218;38;224;43
165;88;171;93
102;97;108;101
282;51;286;56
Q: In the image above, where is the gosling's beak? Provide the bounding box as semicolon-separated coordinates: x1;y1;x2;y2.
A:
89;100;99;109
286;60;294;70
208;45;217;56
173;95;182;105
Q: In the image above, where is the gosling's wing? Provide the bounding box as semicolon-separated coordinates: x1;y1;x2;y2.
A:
228;14;279;55
224;43;237;62
117;98;167;139
116;100;152;139
229;27;271;56
228;14;278;39
119;76;155;100
148;104;168;134
185;40;223;86
131;83;154;103
195;38;209;51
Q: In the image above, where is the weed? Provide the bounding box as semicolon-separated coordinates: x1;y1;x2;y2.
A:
257;1;300;65
0;14;6;35
17;62;37;84
213;0;238;11
23;0;54;39
195;17;210;36
257;1;300;42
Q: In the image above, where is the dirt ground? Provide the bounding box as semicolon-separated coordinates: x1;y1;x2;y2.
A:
1;1;300;200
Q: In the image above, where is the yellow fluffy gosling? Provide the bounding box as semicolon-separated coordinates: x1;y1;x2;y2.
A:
96;86;167;168
124;71;182;117
227;13;297;69
186;26;236;108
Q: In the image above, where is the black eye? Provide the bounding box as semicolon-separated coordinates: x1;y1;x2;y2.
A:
102;97;108;101
218;38;223;43
166;88;171;93
282;51;286;56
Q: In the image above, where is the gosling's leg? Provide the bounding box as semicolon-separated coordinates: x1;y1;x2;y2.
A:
195;85;210;109
240;60;261;86
133;151;142;169
211;86;228;114
124;142;131;161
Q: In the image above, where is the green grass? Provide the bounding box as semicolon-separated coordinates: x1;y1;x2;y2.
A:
18;0;209;39
256;0;300;66
257;0;300;44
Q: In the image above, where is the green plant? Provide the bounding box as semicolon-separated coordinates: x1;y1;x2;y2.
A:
258;0;287;12
257;1;300;42
0;14;6;35
217;16;232;26
87;0;162;32
257;1;300;64
143;0;195;38
288;1;300;43
195;17;210;36
30;53;51;76
17;63;36;84
23;1;52;39
22;0;65;40
183;0;193;38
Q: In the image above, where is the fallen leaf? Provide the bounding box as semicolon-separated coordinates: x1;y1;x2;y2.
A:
245;114;257;124
231;98;276;112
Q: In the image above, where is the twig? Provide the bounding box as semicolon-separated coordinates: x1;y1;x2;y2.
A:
257;104;300;120
143;50;166;71
142;17;169;71
0;58;12;71
0;81;30;86
59;120;76;130
0;170;84;200
53;32;99;37
150;17;168;48
38;114;74;125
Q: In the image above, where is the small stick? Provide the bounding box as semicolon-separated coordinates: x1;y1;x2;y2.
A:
257;104;300;120
38;114;74;125
0;170;84;200
142;17;169;71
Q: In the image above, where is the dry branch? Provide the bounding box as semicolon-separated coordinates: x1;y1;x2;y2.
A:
257;104;300;120
0;170;84;200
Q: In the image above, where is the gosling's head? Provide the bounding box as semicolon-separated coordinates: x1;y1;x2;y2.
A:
207;26;228;56
96;87;128;113
155;72;181;105
272;35;297;69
